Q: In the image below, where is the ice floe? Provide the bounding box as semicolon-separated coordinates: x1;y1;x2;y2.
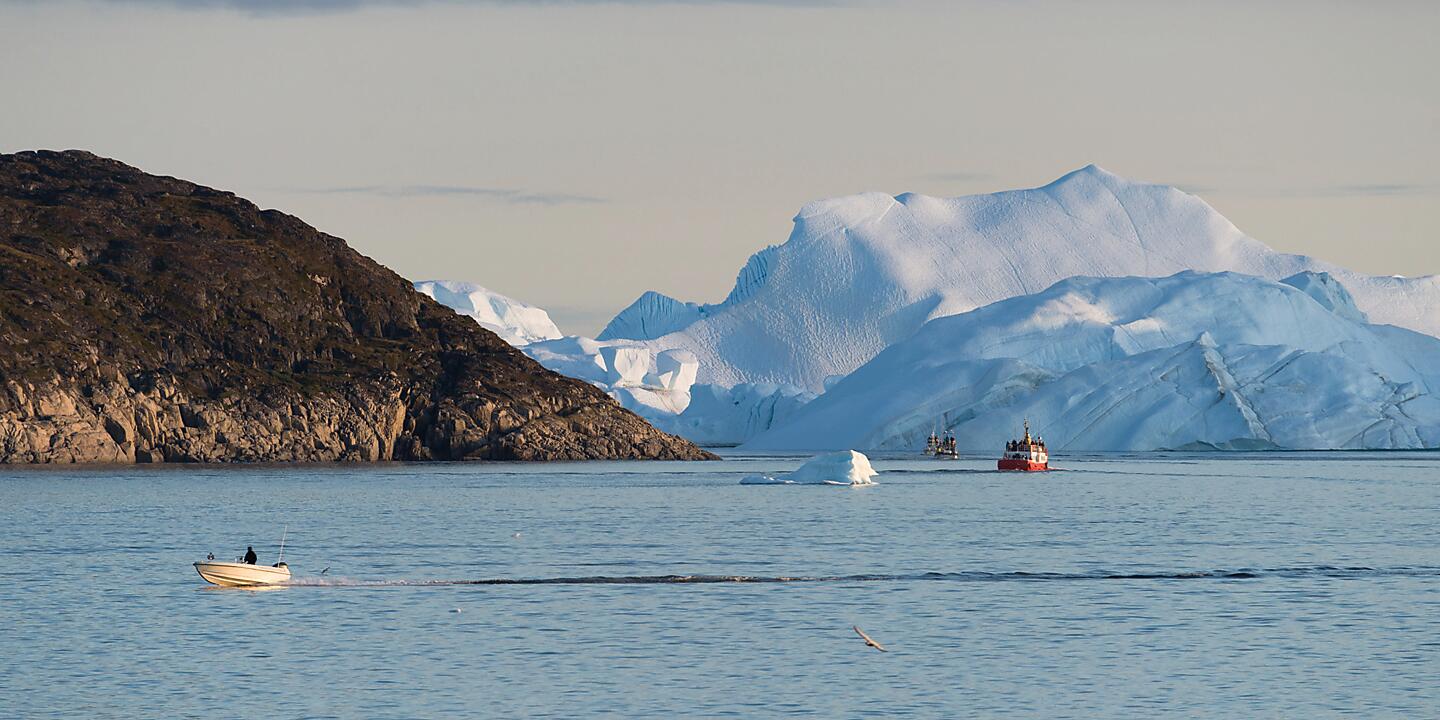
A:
740;450;879;486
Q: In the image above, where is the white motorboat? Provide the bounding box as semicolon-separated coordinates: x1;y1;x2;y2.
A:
196;527;293;587
193;560;291;587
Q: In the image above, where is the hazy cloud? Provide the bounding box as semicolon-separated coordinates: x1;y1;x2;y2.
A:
299;184;605;205
1158;181;1435;198
1328;183;1435;197
541;304;626;336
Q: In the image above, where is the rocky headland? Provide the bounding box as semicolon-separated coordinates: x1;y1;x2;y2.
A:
0;150;716;463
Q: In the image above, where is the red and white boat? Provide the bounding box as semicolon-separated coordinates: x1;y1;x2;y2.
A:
998;420;1049;472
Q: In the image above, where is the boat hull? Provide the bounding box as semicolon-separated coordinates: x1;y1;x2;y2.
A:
194;561;291;587
997;458;1048;472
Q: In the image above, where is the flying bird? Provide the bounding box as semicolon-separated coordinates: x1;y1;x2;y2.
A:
853;625;887;652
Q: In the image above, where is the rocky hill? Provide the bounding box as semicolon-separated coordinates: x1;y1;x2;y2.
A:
0;150;715;463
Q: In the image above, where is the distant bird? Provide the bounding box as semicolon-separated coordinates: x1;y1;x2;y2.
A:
320;566;330;575
511;532;523;539
853;626;887;652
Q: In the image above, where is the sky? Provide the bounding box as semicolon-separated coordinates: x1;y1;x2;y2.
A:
2;0;1437;335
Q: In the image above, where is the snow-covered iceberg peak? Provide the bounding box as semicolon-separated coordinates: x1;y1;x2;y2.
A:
597;290;708;341
414;281;563;346
596;167;1440;390
740;450;879;486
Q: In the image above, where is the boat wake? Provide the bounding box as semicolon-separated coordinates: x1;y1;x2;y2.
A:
278;565;1440;588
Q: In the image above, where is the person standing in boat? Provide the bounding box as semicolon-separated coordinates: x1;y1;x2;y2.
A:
243;546;257;565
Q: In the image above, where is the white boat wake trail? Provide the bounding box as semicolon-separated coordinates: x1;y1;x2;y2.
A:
276;565;1440;588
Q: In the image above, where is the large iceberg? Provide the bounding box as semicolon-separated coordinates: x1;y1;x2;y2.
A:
744;271;1440;452
740;450;879;485
599;166;1440;390
419;168;1440;450
414;281;562;346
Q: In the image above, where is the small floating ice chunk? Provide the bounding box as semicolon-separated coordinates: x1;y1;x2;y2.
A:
786;450;879;485
740;450;878;486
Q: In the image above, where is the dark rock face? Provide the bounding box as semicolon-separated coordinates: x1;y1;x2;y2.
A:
0;150;716;463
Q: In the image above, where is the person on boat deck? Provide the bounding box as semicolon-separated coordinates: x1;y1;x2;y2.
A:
243;546;257;565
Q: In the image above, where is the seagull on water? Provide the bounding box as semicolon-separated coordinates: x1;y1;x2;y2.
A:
853;626;887;652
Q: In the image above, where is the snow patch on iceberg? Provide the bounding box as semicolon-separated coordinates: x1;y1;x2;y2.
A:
654;349;700;392
1281;271;1368;324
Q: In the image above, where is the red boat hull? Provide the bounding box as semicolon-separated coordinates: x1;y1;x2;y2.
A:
997;458;1048;472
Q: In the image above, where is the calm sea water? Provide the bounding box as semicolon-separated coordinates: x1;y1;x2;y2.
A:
2;451;1437;718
